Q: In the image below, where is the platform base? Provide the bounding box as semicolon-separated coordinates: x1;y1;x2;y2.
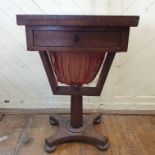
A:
45;114;109;153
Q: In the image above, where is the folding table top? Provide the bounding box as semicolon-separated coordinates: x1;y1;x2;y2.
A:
17;15;139;27
16;15;139;52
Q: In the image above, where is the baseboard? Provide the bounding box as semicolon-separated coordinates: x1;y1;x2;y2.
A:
0;108;155;115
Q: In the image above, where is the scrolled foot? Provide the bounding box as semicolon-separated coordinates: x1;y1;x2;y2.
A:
97;141;109;151
44;143;57;153
46;114;109;153
93;115;102;124
49;116;59;126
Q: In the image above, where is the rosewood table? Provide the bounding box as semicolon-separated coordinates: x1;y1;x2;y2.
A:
16;15;139;153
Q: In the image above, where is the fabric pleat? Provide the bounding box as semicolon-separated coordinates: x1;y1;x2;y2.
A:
47;51;105;86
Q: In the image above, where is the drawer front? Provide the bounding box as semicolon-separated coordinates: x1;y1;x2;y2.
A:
33;30;121;48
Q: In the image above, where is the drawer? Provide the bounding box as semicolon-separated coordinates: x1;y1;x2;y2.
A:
25;26;129;52
33;30;121;48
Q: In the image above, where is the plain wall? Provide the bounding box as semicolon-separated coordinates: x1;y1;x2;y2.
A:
0;0;155;111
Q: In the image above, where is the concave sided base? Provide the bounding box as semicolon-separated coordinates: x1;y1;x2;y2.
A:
45;95;109;153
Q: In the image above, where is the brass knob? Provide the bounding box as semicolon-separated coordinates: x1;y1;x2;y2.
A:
73;34;80;42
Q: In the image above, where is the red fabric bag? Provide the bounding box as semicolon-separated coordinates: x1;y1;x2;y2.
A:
48;51;105;86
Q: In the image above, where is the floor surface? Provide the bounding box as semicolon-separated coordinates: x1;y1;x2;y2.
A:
0;114;155;155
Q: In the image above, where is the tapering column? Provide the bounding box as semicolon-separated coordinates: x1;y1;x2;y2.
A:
71;95;83;128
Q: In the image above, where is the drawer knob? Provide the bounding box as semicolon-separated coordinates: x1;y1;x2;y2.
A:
73;34;80;42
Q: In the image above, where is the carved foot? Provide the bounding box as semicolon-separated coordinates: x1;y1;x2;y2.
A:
49;115;60;126
93;114;102;124
44;143;57;153
97;141;110;150
45;114;109;153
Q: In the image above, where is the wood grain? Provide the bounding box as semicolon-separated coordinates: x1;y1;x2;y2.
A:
80;117;112;155
124;116;155;155
0;115;29;155
16;15;139;26
16;115;82;155
0;108;155;115
0;114;155;155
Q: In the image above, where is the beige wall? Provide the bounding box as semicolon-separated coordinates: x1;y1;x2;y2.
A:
0;0;155;111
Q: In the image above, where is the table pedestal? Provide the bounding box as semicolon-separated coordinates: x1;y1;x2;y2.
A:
45;113;109;153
